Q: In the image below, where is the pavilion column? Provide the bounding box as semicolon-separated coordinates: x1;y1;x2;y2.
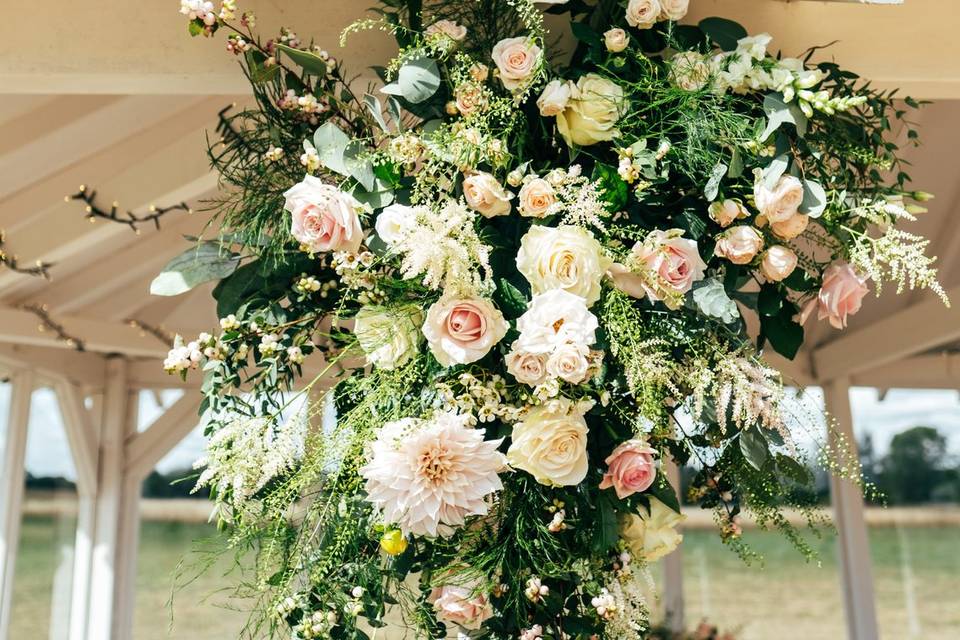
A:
0;370;34;640
823;376;880;640
84;357;140;640
662;456;684;633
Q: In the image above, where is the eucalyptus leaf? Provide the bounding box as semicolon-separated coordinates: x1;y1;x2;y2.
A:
740;426;769;471
150;243;240;297
704;162;727;201
760;93;808;141
698;17;748;51
312;122;351;176
762;153;790;190
800;179;827;218
363;93;389;132
386;96;404;132
692;279;739;324
381;58;440;104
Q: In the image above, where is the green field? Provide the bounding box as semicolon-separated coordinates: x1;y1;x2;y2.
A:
9;516;960;639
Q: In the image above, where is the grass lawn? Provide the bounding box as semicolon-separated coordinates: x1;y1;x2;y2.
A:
10;516;960;639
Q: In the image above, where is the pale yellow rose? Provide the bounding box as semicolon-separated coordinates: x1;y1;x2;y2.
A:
545;342;591;384
619;496;686;562
517;178;557;218
658;0;689;21
755;175;804;224
537;79;573;117
506;347;549;387
555;74;625;148
603;28;630;53
625;0;661;29
507;397;591;486
516;224;611;306
354;306;423;370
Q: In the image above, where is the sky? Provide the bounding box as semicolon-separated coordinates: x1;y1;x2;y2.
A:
0;384;957;482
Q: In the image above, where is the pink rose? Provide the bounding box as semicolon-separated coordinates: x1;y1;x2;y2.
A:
491;37;542;92
506;347;549;386
801;262;869;329
463;172;513;218
599;440;658;499
770;213;809;241
429;585;494;630
759;245;798;282
714;226;764;265
283;175;364;253
423;296;509;366
755;175;804;224
609;229;706;308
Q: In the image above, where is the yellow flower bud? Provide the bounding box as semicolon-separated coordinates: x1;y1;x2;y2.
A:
380;529;408;556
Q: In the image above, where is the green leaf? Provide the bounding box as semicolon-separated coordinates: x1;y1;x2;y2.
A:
353;179;395;209
312;123;375;190
760;306;804;360
760;93;808;141
275;44;329;76
800;179;827;218
592;163;629;211
647;474;681;513
698;17;747;51
782;267;817;292
571;21;602;49
704;162;727;201
381;58;440;104
776;453;814;485
245;51;281;84
363;93;389;132
592;497;620;553
740;426;769;471
494;278;529;319
150;243;240;297
757;284;783;317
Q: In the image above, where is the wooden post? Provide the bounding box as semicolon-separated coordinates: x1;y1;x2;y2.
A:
662;456;684;633
0;371;34;640
823;377;880;640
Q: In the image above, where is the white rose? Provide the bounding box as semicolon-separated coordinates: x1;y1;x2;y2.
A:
760;245;798;282
354;306;422;370
619;497;686;562
375;203;416;245
603;28;630;53
423;296;509;366
658;0;688;21
506;347;549;386
517;178;557;218
507;397;591;486
755;175;804;223
669;51;710;92
546;342;590;384
463;172;513;218
424;19;467;42
537;79;573;117
491;36;542;92
625;0;661;29
517;225;611;306
515;289;598;354
556;74;625;148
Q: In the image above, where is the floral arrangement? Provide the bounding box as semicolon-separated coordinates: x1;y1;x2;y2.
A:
164;0;945;638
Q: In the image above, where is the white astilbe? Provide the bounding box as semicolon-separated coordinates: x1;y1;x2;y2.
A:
714;356;787;438
391;199;493;293
592;559;652;640
555;174;610;231
848;226;949;305
193;410;307;507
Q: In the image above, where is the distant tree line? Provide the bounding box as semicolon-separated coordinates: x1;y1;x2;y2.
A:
26;468;209;499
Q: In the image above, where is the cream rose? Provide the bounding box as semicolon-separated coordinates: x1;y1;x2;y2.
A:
506;347;549;386
517;225;611;306
454;82;488;116
770;213;809;240
708;199;749;228
599;439;657;499
507;397;591;486
755;175;804;224
375;203;416;245
424;19;467;42
423;296;508;366
608;229;706;308
669;51;710;92
545;342;591;384
537;79;573;117
801;262;869;330
556;74;625;148
354;306;422;370
658;0;689;21
515;289;599;354
518;178;557;218
463;172;513;218
603;28;630;53
491;36;542;92
714;226;764;265
619;497;686;562
759;245;798;282
625;0;662;29
429;584;494;631
283;175;364;253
